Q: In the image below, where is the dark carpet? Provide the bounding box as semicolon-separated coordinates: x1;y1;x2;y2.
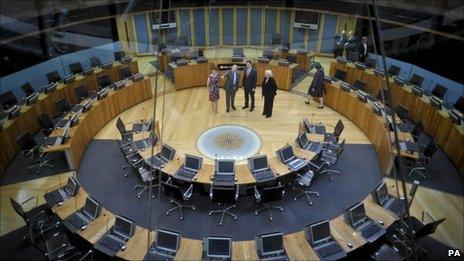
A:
77;140;382;240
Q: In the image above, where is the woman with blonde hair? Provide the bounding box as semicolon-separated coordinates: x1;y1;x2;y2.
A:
261;70;278;118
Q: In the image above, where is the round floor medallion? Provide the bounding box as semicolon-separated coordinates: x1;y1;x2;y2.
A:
196;125;262;161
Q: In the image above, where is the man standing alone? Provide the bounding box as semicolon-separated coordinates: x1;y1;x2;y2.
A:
241;60;257;111
223;65;239;112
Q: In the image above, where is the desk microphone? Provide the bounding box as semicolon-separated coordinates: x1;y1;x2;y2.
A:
409;180;420;207
103;214;110;234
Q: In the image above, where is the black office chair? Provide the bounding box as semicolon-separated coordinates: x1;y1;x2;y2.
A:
324;119;344;143
33;231;78;260
402;139;438;180
254;182;284;221
54;97;71;117
292;169;319;205
315;139;345;181
116;117;133;142
38;113;55;137
90;56;102;67
395;105;411;122
162;178;195;220
119;142;142;178
353;80;366;91
17;132;54;174
131;159;159;199
73;85;90;102
209;185;239;226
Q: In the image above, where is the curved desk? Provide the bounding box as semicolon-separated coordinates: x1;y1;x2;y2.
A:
330;62;464;175
0;60;139;175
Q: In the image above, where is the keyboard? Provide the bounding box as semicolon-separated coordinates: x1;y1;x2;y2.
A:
44;190;64;205
288;158;305;170
398;123;414;132
99;236;123;251
387;199;405;215
214;174;235;183
361;222;382;239
67;213;86;229
307;142;323;153
148;156;164;167
176;168;197;179
253;170;275;181
317;242;343;257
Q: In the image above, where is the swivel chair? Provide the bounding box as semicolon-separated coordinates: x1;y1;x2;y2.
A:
131;160;159;199
402;139;438;180
209;185;239;226
54;97;71;118
324;119;344;144
162;178;195;220
254;182;284;221
17;131;54;174
33;231;78;260
90;56;102;67
116;117;134;142
292;170;320;205
73;85;90;102
38;113;55;137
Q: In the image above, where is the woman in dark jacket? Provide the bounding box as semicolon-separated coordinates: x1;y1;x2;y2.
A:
305;63;326;109
262;69;278;118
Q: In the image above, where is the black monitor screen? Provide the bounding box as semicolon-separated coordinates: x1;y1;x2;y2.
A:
83;197;99;218
253;156;268;171
388;65;401;76
22;82;34;96
354;80;366;90
69;62;83;74
46;71;61;83
97;75;112;87
120;67;132;80
310;220;331;245
334;70;347;81
432;84;447;99
376;182;389;205
115;51;125;60
350;203;366;227
114;216;133;238
218;161;234;173
65;177;77;196
261;233;284;255
455;97;464;114
281;146;294;163
161;145;173;160
0;91;18;110
207;238;231;258
298;132;309;148
157;229;179;251
185;156;200;171
409;74;424;87
55;98;69;112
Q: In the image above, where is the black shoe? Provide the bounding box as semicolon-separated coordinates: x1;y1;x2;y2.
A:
305;101;310;105
250;107;254;112
317;106;324;109
242;106;248;109
266;115;271;118
232;106;236;110
226;109;229;113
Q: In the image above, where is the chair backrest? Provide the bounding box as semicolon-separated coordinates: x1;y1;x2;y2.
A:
21;82;35;96
10;198;27;221
412;121;424;137
233;48;244;56
16;131;36;151
334;70;347;82
54;97;70;113
395;105;410;120
414;218;446;239
353;80;366;91
116;117;127;134
431;84;447;99
260;184;284;203
38;113;53;130
337;139;346;156
74;85;89;99
211;186;237;204
423;139;438;158
334;120;344;137
90;56;102;67
162;182;185;201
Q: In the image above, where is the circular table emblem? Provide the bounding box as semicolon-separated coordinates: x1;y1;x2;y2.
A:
196;125;262;161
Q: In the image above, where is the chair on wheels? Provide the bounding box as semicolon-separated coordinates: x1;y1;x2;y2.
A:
410;121;425;142
292;170;319;205
38;113;55;137
402;139;438;180
253;182;284;221
17;131;54;174
209;185;239;226
33;231;78;260
309;140;345;181
324;120;344;144
162;178;195;220
116;117;134;142
131;160;160;199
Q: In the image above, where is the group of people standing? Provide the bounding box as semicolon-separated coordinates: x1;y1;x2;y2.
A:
207;60;277;118
333;30;369;63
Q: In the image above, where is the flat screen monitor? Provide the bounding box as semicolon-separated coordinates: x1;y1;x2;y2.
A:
307;219;332;245
90;56;102;67
205;237;231;259
21;82;34;96
260;232;284;256
114;51;125;60
216;160;234;174
65;176;78;196
120;66;132;80
348;202;366;228
280;146;294;163
432;84;447;99
252;155;268;172
97;74;112;88
160;144;174;161
455;97;464;114
83;197;100;219
157;229;180;252
69;62;83;74
297;131;309;148
375;181;390;206
184;154;201;171
334;70;347;81
387;65;401;76
46;71;61;83
409;74;424;87
55;98;70;113
114;215;134;239
0;91;18;110
365;58;376;68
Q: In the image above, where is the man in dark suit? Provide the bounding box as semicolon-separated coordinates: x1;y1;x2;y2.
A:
241;60;257;111
223;65;239;112
333;30;347;58
345;31;357;59
357;36;368;63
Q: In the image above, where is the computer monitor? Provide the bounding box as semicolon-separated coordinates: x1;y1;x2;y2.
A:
375;181;389;206
306;219;332;246
431;84;447;99
90;56;102;67
114;51;125;61
46;71;61;83
21;82;34;96
252;155;268;172
365;58;376;68
113;215;134;239
334;70;347;81
156;229;180;252
97;74;112;88
184;154;202;171
74;85;88;99
205;237;231;259
353;80;366;91
69;62;83;74
160;144;175;161
83;197;100;219
279;145;294;163
259;232;284;256
347;202;366;228
120;66;132;80
454;97;464;114
55;97;70;113
0;91;18;110
409;74;424;87
216;160;235;174
297;131;309;148
387;65;401;76
65;176;79;196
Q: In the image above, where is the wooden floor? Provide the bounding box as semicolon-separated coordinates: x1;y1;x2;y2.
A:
1;50;462;253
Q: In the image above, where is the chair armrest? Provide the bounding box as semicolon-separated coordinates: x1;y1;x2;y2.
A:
209;185;213;199
235;185;239;201
183;184;194;199
421;211;435;223
166;177;172;184
253;186;261;201
46;242;68;257
79;250;93;261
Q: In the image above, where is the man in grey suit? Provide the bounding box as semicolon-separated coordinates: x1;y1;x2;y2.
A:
241;60;257;111
223;64;239;113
